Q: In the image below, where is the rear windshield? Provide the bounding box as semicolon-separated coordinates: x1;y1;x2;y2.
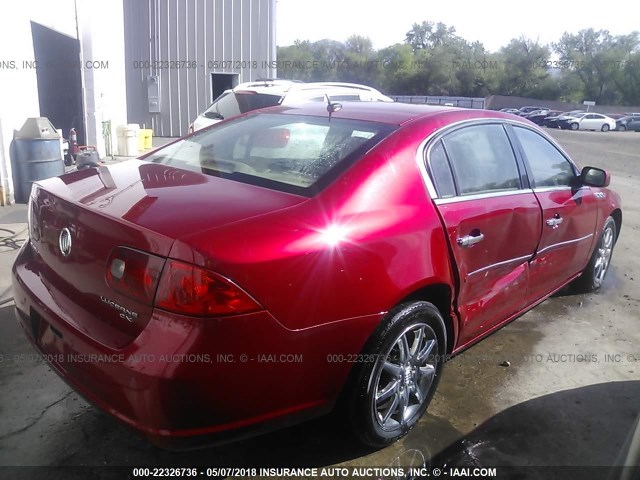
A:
146;113;394;196
204;92;283;120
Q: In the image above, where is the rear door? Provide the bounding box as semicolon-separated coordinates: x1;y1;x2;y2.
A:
593;114;607;130
580;114;597;130
510;126;598;302
426;123;542;347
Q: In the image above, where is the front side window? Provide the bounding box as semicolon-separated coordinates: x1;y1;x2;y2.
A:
442;124;521;195
513;126;576;188
146;113;393;196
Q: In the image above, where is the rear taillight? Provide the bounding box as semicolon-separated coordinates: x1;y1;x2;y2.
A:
106;247;165;304
154;260;261;316
27;187;41;242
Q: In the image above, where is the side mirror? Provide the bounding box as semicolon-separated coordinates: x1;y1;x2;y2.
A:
203;111;224;120
581;166;610;187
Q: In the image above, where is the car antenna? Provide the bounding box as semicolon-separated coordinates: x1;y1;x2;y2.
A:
325;94;342;121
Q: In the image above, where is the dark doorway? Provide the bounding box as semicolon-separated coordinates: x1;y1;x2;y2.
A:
31;21;84;145
210;73;239;102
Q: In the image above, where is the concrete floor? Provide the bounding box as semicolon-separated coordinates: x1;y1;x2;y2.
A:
0;129;638;478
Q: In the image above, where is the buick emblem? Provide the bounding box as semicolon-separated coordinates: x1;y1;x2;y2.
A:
59;228;72;257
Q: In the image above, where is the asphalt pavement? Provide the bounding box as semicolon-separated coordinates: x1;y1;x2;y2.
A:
0;130;638;479
0;204;27;305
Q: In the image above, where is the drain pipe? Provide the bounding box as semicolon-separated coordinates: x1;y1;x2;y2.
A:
74;0;88;149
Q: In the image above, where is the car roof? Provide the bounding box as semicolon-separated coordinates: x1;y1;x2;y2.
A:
258;102;521;126
230;80;387;97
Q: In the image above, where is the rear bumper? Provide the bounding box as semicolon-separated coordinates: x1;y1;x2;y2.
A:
12;242;381;447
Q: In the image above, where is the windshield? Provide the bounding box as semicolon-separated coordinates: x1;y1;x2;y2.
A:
204;92;283;120
146;113;394;196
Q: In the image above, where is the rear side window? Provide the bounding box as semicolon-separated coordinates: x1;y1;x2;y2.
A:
512;127;576;188
427;140;456;198
442;124;521;195
146;113;394;196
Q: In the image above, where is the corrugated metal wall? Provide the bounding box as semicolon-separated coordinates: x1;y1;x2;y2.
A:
123;0;276;137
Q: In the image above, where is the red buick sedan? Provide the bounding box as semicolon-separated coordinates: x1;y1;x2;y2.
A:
12;102;621;448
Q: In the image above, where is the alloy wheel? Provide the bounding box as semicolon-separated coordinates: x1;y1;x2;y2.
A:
371;323;438;432
594;223;615;287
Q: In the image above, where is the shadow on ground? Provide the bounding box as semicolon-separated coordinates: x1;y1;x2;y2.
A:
431;381;640;479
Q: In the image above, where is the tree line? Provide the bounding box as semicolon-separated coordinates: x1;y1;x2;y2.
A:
276;22;640;106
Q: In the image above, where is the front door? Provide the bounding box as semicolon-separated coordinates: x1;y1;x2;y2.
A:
510;126;598;302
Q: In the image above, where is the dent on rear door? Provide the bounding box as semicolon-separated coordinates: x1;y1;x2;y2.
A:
426;124;542;347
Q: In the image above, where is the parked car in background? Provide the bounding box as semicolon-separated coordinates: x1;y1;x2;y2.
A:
529;110;563;126
521;108;550;119
544;110;585;128
616;115;640;131
13;103;621;449
562;113;616;132
517;106;546;116
499;108;520;114
189;80;393;132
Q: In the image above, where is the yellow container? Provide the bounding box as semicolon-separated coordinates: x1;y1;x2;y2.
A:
137;129;153;150
138;130;146;151
142;129;153;150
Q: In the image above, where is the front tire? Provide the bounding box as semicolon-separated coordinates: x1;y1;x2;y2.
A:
572;216;617;293
601;124;610;132
348;302;446;448
570;122;579;131
617;124;626;132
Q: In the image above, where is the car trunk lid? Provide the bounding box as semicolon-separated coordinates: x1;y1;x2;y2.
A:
29;160;306;347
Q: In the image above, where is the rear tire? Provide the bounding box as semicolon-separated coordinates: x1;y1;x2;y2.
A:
348;301;446;448
572;216;617;293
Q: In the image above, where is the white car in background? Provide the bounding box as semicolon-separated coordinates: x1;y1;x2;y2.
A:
189;80;394;132
566;112;617;132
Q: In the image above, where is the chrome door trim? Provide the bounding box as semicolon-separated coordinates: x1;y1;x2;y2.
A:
536;233;594;255
416;117;582;200
532;186;589;194
468;254;532;277
434;189;534;205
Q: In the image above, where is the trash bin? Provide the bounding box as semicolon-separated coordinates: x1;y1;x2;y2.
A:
116;124;139;157
12;117;64;204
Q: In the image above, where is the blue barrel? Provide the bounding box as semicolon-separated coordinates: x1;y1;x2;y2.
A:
12;118;64;203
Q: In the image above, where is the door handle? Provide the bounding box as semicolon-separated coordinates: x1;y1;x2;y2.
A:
546;214;564;229
457;232;485;247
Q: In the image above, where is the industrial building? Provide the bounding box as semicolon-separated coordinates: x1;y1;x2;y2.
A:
0;0;276;205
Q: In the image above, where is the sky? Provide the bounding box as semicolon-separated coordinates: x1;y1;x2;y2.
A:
275;0;638;52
